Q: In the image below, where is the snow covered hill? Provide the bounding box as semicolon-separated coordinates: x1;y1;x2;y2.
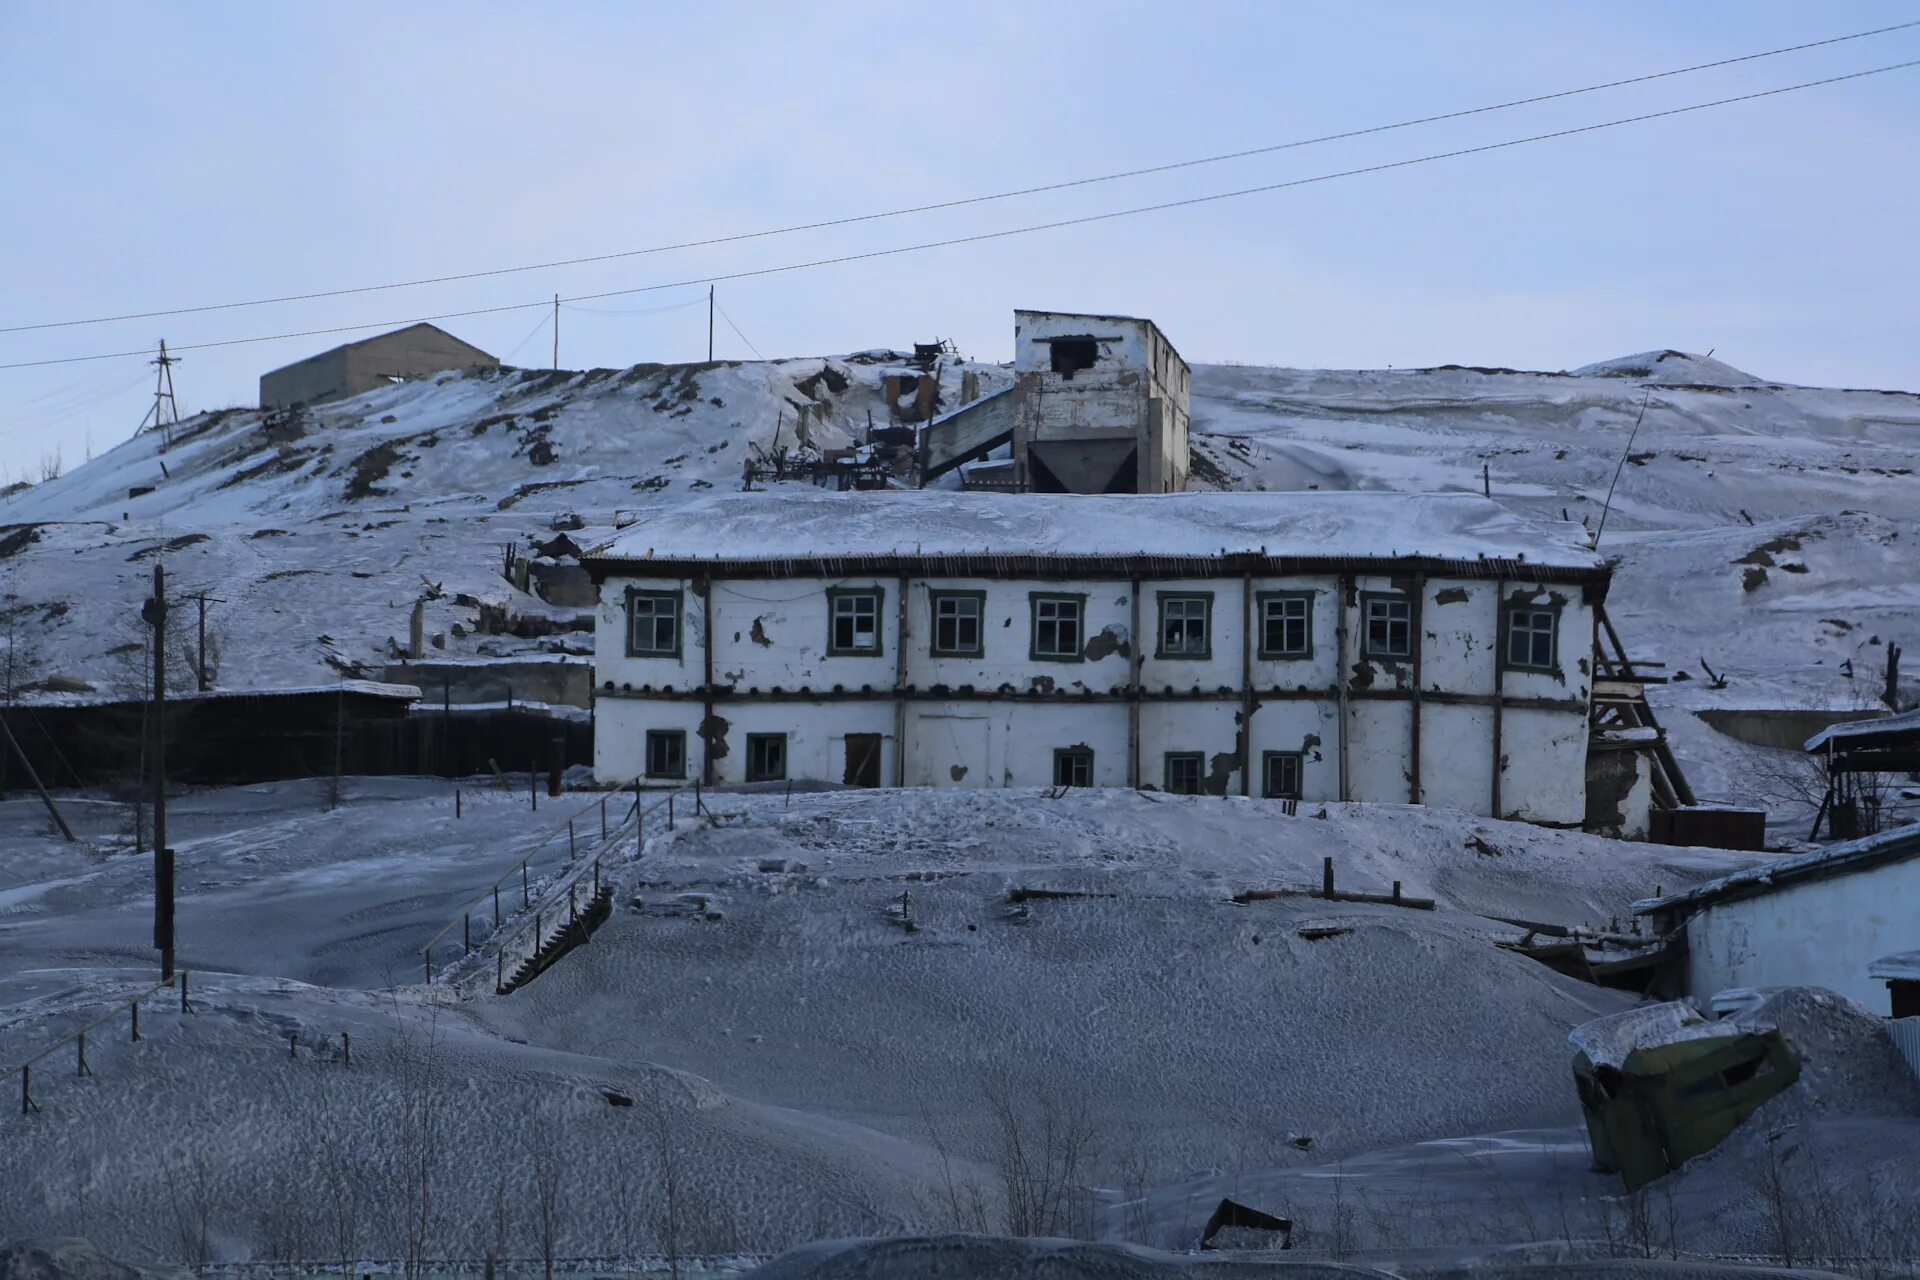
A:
1;345;1914;808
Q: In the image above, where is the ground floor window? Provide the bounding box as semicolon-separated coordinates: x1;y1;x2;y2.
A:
645;729;687;779
1053;747;1093;788
1505;605;1559;671
1164;751;1205;795
1262;750;1302;800
746;732;788;782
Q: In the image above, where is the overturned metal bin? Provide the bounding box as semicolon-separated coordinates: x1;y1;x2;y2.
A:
1570;1004;1800;1190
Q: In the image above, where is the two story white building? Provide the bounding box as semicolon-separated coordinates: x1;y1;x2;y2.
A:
584;490;1606;823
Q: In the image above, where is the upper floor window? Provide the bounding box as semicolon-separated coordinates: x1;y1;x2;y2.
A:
1157;593;1212;659
1362;594;1412;659
827;587;884;656
1258;592;1313;659
1506;605;1559;672
626;589;682;658
1030;594;1085;661
929;590;985;658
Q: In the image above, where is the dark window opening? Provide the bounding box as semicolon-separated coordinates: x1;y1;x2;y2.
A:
645;729;687;779
1363;596;1412;659
1031;594;1085;661
1049;337;1099;379
844;733;882;787
1262;751;1302;800
1259;593;1312;659
627;590;682;657
1157;593;1212;659
1506;606;1558;671
1054;747;1093;788
1165;752;1204;795
930;591;984;657
828;588;884;656
746;733;787;783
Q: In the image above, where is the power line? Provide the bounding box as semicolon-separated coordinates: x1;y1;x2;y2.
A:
3;56;1915;375
4;19;1915;339
714;300;764;360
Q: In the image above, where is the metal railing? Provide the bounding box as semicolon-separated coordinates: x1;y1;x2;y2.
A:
4;973;193;1117
420;781;707;986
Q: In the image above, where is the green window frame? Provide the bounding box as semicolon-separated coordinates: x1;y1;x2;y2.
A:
1053;747;1093;788
1028;592;1087;662
645;729;687;780
1164;751;1205;795
825;586;885;657
1360;592;1413;660
1261;750;1303;800
1155;591;1213;660
1256;591;1314;660
1504;602;1561;672
625;588;683;658
745;732;788;783
928;589;986;658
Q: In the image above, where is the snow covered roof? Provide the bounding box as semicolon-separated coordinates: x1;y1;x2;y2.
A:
1804;706;1920;752
1635;821;1920;918
1870;951;1920;982
585;490;1606;578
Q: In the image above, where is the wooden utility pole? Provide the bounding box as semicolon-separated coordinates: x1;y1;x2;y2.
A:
143;565;174;981
707;286;714;362
552;294;560;371
189;591;223;692
0;711;74;841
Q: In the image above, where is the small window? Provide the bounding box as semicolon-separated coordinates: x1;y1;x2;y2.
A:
1054;747;1093;788
1262;751;1302;800
745;733;787;783
1258;592;1312;659
1156;593;1212;659
1030;594;1085;661
1164;752;1205;795
1506;606;1559;672
929;590;984;658
1362;595;1412;659
1049;337;1098;378
827;587;884;656
645;729;687;779
626;590;682;658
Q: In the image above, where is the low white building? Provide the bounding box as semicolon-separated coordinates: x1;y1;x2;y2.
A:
584;490;1605;822
1636;823;1920;1016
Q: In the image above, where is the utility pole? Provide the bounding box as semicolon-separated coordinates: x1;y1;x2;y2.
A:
137;340;182;449
708;286;714;362
143;565;174;982
552;294;560;371
189;591;223;692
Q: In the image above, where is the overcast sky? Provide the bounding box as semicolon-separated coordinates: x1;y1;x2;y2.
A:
2;2;1916;481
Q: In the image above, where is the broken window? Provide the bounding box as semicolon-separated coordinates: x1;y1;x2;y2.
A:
746;733;787;783
1054;747;1093;788
1259;592;1312;659
1157;593;1212;659
827;587;884;656
1164;752;1205;795
1362;595;1412;659
646;729;687;779
929;590;984;657
626;589;682;657
1506;606;1558;671
1048;337;1098;379
1030;594;1085;661
1262;751;1302;800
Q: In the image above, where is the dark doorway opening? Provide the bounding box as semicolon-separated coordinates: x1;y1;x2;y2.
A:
844;733;883;787
1048;338;1098;379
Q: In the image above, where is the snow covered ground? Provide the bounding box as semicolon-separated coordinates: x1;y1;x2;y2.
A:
17;777;1911;1273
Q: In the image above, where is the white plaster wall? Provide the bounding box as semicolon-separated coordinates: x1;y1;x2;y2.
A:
705;700;897;787
1499;706;1589;824
1421;703;1495;814
1349;700;1414;802
1246;699;1340;801
1014;311;1151;375
1138;700;1246;793
594;575;699;691
1421;579;1497;696
907;701;1129;788
904;578;1132;692
1139;578;1243;692
1248;578;1341;690
593;697;704;786
1684;858;1920;1014
1501;582;1595;705
711;576;897;692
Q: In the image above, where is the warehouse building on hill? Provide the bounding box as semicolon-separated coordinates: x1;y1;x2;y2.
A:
259;322;499;409
584;490;1607;825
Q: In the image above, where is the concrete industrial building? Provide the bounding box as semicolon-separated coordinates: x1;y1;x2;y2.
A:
918;309;1190;493
585;489;1606;825
259;323;499;409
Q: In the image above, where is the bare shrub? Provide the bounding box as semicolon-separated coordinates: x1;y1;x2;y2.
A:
983;1079;1099;1238
167;1150;219;1272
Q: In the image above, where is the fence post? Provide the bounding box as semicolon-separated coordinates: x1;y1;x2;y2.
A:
496;951;504;992
463;913;471;955
668;794;675;831
424;951;433;983
569;820;576;860
535;910;543;948
456;788;462;819
342;1032;351;1067
77;1031;90;1078
593;858;601;897
522;863;530;908
694;780;702;817
180;970;191;1014
290;1033;298;1059
21;1063;31;1115
569;883;577;924
1392;880;1402;904
530;761;538;811
1322;857;1335;899
601;796;608;840
131;1000;140;1043
494;884;502;929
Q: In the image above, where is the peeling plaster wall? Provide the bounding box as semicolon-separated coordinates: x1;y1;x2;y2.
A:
592;567;1595;821
1010;310;1189;493
1682;857;1920;1013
